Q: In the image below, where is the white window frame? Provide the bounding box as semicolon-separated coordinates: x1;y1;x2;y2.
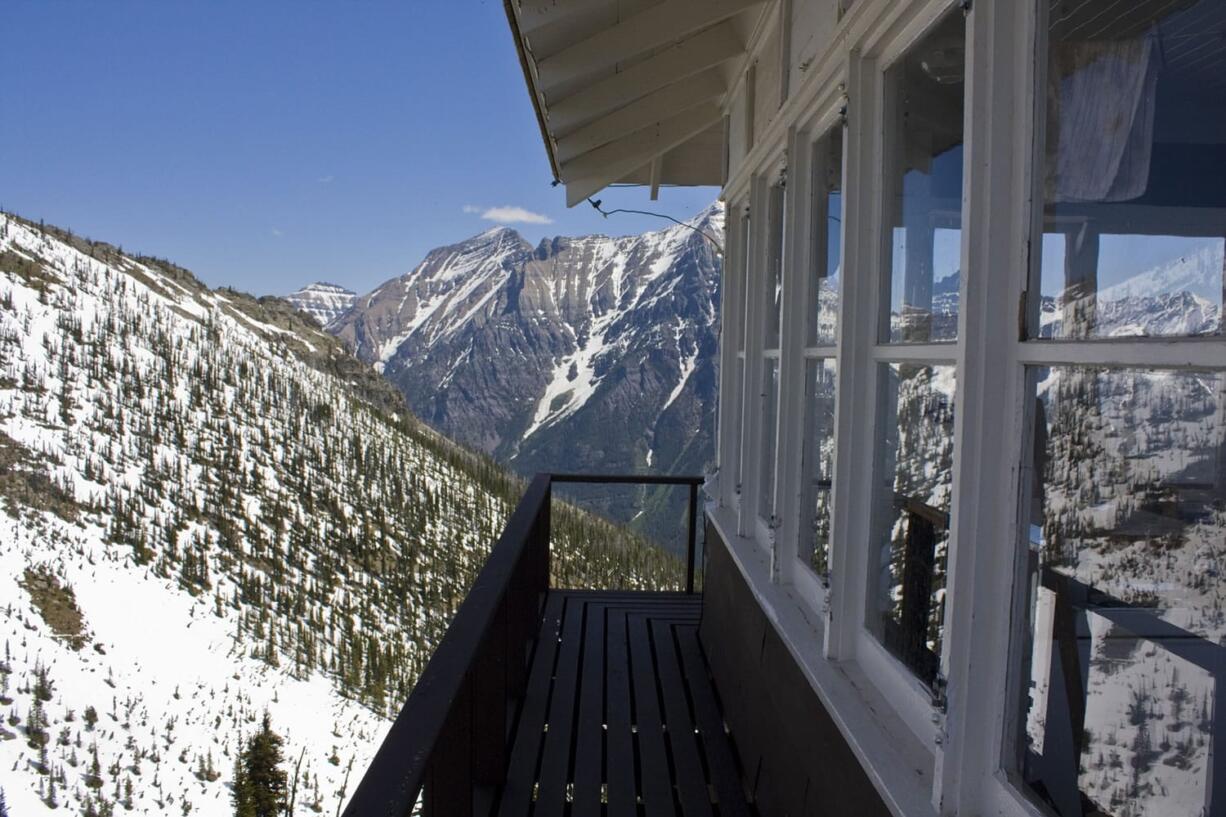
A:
711;1;1226;814
717;201;750;514
773;113;846;609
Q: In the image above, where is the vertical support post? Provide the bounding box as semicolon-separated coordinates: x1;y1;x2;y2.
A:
686;481;699;593
537;479;552;597
898;508;938;683
1208;646;1225;817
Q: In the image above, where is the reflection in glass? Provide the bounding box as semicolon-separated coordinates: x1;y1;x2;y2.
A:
870;364;956;685
738;211;751;353
811;130;844;346
765;182;786;351
1033;0;1226;340
758;358;780;523
884;10;965;344
1017;366;1226;817
799;358;837;580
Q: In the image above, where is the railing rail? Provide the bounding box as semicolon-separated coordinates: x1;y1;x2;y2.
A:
342;472;704;817
1027;566;1225;817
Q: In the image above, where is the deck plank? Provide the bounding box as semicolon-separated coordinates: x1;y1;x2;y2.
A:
676;626;752;817
496;592;750;817
497;593;564;817
630;612;678;817
535;595;586;817
652;619;714;817
572;600;606;817
605;601;638;817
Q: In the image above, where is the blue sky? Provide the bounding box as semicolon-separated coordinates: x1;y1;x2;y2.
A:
1;1;718;296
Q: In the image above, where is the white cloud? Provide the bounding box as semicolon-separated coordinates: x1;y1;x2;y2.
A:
317;175;335;184
463;204;553;225
270;228;284;238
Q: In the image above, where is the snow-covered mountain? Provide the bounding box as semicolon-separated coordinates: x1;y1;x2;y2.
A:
332;205;724;545
283;282;356;329
0;212;679;815
1039;240;1223;338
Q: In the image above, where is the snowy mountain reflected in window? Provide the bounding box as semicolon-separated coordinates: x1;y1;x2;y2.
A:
1019;366;1226;817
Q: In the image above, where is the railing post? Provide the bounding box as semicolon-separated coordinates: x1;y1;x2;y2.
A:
540;478;552;595
686;481;698;594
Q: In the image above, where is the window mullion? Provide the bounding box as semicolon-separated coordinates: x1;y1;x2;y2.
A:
933;0;1036;811
774;125;815;585
739;174;770;540
717;208;748;510
826;51;881;662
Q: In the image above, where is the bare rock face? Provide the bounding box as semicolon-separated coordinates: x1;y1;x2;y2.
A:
332;206;724;543
283;282;357;329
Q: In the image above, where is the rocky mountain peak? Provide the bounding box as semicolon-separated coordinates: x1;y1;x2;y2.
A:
284;281;357;329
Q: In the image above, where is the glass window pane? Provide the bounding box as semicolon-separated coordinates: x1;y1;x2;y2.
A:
1032;0;1226;340
810;130;844;346
799;358;837;580
758;358;781;522
765;183;786;350
883;10;965;344
734;356;746;494
1015;366;1226;817
738;211;750;353
869;363;956;686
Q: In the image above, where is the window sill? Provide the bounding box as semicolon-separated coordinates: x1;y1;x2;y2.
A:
706;503;938;817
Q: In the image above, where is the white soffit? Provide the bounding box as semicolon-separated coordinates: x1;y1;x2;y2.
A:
505;0;766;206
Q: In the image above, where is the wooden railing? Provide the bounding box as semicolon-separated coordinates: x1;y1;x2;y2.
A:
1026;567;1225;817
342;472;704;817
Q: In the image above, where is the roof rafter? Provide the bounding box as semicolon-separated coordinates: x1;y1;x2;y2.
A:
536;0;761;94
547;21;743;135
514;0;614;34
555;68;726;163
563;103;723;206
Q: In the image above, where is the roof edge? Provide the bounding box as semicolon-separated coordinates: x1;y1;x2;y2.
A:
503;0;563;183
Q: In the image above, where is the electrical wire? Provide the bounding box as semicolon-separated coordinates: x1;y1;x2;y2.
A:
586;197;725;256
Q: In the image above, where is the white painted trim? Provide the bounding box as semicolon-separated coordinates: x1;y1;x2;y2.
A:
870;342;959;363
825;48;881;664
738;174;769;539
707;504;939;817
931;0;1032;811
773;123;810;584
855;629;941;746
1016;338;1226;370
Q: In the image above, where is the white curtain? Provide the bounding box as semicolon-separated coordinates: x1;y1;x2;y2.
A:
1047;34;1160;203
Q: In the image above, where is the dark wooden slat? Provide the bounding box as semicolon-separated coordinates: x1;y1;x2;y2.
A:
605;601;638;817
629;613;677;817
652;620;714;817
573;600;607;816
675;626;752;817
535;595;587;817
550;473;704;486
498;593;565;817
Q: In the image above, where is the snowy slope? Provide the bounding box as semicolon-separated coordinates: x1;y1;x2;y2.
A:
0;213;680;815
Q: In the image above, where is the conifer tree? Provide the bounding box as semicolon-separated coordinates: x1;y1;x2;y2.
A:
233;714;287;817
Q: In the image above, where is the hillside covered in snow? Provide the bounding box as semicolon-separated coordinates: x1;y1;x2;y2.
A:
0;213;682;815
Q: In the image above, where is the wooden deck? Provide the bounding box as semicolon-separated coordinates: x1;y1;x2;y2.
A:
497;591;754;817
